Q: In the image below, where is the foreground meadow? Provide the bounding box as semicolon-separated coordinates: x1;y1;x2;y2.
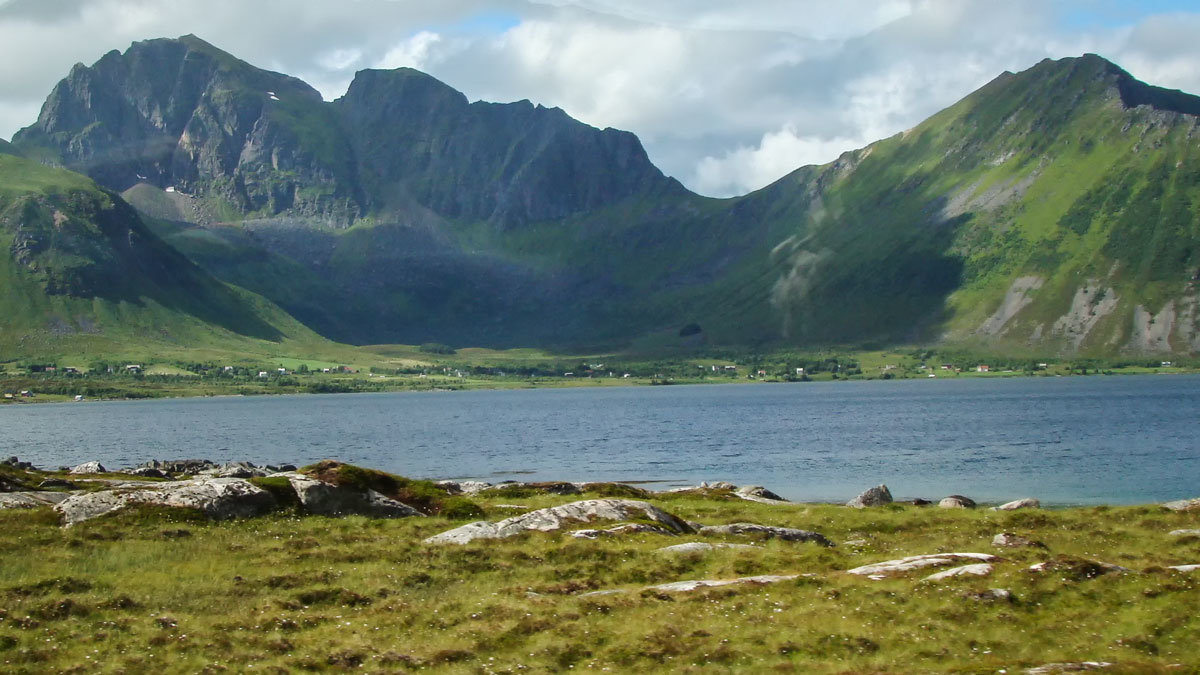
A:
0;485;1198;673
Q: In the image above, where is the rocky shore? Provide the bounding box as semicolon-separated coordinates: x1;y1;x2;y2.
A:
2;455;1199;672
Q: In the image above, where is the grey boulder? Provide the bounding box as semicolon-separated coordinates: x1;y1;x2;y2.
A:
425;499;692;544
938;495;977;509
54;478;276;525
69;461;107;474
846;484;892;508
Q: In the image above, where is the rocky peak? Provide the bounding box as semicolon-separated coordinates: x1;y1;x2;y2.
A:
336;67;682;226
13;35;361;224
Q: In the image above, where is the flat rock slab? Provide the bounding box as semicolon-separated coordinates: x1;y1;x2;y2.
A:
1169;529;1200;537
924;563;994;582
1025;663;1113;674
69;461;106;474
734;485;788;503
698;522;834;547
0;491;72;509
570;523;675;539
993;498;1040;511
647;574;799;593
657;542;760;554
1168;564;1200;573
283;474;423;518
1027;559;1129;576
424;499;692;544
993;532;1046;548
847;553;999;578
54;478;276;525
1161;497;1200;512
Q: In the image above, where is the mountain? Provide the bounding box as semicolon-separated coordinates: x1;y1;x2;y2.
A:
0;152;330;359
12;38;1200;355
729;54;1200;353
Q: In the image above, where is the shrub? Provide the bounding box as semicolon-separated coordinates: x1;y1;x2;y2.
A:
437;497;484;520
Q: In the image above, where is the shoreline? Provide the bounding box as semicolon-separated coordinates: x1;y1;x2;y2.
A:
2;365;1196;407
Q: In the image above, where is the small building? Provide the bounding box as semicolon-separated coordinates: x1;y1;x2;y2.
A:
977;365;990;373
125;364;142;373
258;371;269;378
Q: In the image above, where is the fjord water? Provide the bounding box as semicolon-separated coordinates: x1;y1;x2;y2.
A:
5;375;1198;505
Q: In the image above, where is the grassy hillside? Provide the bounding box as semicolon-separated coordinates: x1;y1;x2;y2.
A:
0;480;1197;672
704;55;1200;355
0;155;356;364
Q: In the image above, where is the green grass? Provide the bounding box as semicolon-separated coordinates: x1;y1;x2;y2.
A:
0;487;1196;672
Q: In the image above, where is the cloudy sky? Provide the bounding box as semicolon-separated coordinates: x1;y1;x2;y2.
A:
1;0;1198;197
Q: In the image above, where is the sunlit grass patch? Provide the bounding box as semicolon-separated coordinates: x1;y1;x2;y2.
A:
0;492;1197;672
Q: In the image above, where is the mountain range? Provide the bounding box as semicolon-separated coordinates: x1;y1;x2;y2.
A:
4;35;1199;356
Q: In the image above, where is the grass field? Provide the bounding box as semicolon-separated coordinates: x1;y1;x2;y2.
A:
0;478;1197;673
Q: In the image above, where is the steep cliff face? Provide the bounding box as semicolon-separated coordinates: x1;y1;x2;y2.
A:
14;37;681;231
13;35;363;225
336;68;685;227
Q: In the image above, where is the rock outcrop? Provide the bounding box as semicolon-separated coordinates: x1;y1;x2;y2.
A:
0;491;72;509
53;478;275;525
846;553;999;578
656;542;759;554
697;523;834;547
993;498;1040;511
846;484;893;508
1162;497;1200;512
282;473;424;518
734;485;789;503
992;532;1047;549
424;499;692;545
924;563;994;582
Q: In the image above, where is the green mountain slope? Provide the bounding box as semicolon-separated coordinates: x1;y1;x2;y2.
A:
0;154;334;360
12;38;1200;355
729;54;1200;354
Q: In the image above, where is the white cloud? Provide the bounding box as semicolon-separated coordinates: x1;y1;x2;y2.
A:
377;31;444;70
318;48;362;71
693;125;865;196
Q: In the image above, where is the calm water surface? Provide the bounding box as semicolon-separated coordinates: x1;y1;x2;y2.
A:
2;375;1198;505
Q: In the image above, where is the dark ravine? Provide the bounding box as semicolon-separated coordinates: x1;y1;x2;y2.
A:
7;37;1200;354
